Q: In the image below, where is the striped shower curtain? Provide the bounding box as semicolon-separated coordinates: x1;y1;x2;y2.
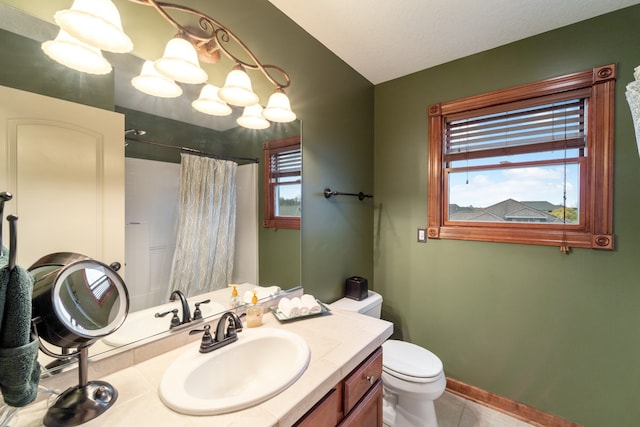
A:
167;153;237;297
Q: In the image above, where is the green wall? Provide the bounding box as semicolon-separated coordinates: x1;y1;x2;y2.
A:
374;6;640;426
0;28;114;108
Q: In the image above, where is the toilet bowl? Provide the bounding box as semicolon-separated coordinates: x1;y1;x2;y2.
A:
330;291;446;427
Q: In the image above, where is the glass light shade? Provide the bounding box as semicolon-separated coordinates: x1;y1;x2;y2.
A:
54;0;133;53
237;104;270;130
192;85;232;116
131;61;182;98
218;65;259;107
263;89;296;122
41;30;112;75
154;38;208;84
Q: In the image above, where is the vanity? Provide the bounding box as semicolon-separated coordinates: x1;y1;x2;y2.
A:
14;307;392;426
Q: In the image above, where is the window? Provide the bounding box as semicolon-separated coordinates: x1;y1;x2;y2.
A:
427;64;616;252
264;136;301;229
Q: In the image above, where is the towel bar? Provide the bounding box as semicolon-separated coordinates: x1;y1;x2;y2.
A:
324;188;373;201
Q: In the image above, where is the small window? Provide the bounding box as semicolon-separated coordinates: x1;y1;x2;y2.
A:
428;64;616;252
263;136;301;229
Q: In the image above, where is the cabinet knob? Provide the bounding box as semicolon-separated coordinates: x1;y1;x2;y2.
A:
365;375;375;384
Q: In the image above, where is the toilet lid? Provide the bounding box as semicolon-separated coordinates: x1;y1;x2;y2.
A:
382;340;443;381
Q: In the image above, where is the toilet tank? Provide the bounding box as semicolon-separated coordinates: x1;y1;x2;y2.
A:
329;291;383;318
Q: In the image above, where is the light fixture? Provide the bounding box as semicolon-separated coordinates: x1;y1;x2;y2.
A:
263;88;297;122
41;29;112;75
237;104;270;130
132;60;183;98
44;0;296;126
626;65;640;157
154;36;208;84
53;0;133;53
218;64;260;107
192;84;232;116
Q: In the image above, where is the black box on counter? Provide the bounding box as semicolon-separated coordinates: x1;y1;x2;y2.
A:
345;276;368;301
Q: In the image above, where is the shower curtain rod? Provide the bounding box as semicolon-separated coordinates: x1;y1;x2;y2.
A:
125;136;259;164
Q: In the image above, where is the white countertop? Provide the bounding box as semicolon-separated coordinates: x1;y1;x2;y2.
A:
12;308;393;426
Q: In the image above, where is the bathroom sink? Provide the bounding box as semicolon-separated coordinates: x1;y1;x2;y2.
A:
103;300;226;347
159;327;310;415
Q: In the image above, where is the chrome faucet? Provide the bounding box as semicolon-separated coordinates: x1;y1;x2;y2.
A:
189;311;244;353
170;290;191;325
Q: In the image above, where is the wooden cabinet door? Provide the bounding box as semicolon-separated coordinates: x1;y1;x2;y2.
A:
339;380;383;427
294;387;342;427
295;347;384;427
0;85;124;271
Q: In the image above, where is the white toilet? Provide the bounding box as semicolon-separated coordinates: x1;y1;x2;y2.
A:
330;291;446;427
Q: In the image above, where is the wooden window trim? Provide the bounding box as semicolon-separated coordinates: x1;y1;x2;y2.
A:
263;136;301;230
427;64;616;251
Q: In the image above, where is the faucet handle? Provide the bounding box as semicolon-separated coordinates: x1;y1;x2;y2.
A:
169;309;180;328
223;312;245;339
225;320;238;339
228;312;244;333
155;309;181;329
192;299;211;320
189;324;214;351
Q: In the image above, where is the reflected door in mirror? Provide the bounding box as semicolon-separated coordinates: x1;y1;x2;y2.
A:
0;85;124;271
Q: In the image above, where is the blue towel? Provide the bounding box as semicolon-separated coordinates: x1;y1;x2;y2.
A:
0;254;41;407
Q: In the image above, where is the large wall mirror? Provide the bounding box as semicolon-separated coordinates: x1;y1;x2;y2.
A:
0;4;301;373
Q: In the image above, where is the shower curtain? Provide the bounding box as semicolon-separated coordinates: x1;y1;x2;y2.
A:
167;153;237;298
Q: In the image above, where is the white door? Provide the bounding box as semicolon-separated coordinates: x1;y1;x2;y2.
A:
0;85;124;272
232;162;259;285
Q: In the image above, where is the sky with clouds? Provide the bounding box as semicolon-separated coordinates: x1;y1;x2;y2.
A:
449;163;578;208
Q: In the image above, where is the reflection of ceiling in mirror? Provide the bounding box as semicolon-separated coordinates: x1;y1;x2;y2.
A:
0;4;240;132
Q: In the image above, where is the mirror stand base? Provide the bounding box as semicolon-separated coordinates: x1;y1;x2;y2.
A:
43;381;118;427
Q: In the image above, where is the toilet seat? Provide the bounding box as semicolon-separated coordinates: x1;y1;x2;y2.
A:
382;340;443;383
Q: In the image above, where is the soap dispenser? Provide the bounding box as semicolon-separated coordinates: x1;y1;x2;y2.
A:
229;284;241;310
246;290;263;327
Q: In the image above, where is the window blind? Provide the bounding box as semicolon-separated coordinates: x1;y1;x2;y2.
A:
85;271;113;304
270;147;301;178
445;98;586;159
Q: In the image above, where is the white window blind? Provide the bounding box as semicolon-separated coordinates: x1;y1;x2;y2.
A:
270;146;301;179
445;98;586;160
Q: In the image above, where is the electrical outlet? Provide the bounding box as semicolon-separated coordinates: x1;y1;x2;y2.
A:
417;228;427;243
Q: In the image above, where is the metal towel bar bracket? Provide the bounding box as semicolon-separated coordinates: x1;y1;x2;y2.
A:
0;191;18;271
323;188;373;201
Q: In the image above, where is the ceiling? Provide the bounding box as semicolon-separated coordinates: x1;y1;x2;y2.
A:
268;0;640;84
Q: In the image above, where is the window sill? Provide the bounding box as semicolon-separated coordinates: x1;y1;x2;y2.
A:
427;225;613;251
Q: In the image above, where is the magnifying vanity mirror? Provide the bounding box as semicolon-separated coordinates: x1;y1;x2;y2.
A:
31;253;129;348
30;252;129;427
0;3;302;378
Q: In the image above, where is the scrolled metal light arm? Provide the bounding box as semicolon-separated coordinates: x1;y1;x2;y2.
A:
128;0;291;89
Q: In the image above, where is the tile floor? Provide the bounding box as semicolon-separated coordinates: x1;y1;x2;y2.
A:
384;391;536;427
